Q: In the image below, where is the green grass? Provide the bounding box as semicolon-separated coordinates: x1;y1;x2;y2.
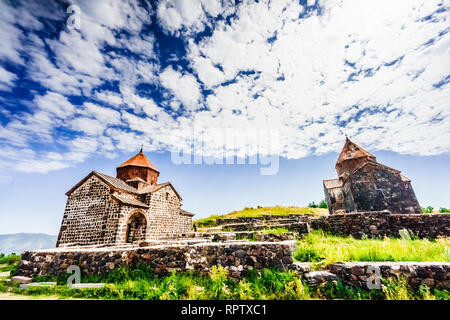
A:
260;228;291;234
0;253;21;274
0;265;447;300
294;230;450;266
196;206;328;227
0;254;21;266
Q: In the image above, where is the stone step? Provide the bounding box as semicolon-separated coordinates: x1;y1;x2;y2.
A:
214;215;313;226
71;283;106;289
20;282;57;289
11;276;32;284
303;271;338;287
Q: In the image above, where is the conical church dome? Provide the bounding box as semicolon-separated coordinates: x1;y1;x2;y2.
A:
117;147;159;172
116;148;159;186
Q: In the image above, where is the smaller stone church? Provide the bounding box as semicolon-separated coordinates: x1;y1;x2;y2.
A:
323;138;421;215
56;149;194;247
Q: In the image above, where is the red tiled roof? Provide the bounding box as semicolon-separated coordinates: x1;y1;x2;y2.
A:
65;171;139;196
181;209;195;216
336;138;376;165
351;159;400;175
95;172;140;194
140;182;182;200
111;193;149;208
117;149;159;172
400;174;411;182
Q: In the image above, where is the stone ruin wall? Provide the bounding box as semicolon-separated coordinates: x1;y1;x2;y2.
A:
16;241;297;279
213;211;449;239
215;214;312;226
311;211;450;239
57;175;123;247
15;245;450;290
323;184;345;214
143;185;192;239
328;262;450;290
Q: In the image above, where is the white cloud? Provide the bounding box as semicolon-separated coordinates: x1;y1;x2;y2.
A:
0;0;449;176
0;66;17;91
183;0;450;158
157;0;224;35
94;90;124;107
34;92;76;118
159;65;202;110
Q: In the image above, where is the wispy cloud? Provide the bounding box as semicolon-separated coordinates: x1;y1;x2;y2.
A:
0;0;449;176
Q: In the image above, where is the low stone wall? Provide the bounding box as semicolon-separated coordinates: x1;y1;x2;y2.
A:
15;241;297;279
207;232;296;242
312;211;450;239
221;221;310;234
328;262;450;290
214;214;312;226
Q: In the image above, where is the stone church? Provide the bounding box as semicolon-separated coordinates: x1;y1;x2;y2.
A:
56;148;194;247
323;138;421;214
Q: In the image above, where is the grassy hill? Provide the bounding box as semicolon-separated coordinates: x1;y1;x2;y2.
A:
196;206;328;227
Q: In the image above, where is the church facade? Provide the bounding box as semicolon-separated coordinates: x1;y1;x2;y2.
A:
323;138;421;215
56;149;194;247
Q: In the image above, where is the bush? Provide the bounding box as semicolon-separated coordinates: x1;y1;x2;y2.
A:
319;200;328;209
439;207;450;213
422;206;434;213
0;253;21;266
308;202;318;208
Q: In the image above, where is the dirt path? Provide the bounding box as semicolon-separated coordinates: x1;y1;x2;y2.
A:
0;292;62;300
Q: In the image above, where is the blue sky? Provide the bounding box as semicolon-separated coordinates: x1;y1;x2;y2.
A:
0;0;449;235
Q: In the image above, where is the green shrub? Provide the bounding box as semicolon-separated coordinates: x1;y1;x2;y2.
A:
422;206;434;213
0;253;21;266
319;200;328;209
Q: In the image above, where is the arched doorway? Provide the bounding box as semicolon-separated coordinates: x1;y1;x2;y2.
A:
125;212;147;243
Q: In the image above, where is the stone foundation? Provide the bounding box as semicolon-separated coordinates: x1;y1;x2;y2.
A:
15;240;297;279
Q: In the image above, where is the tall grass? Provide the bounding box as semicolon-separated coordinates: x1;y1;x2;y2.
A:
1;265;447;300
294;230;450;265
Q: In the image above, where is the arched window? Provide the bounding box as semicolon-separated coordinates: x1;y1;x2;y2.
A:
125;212;147;243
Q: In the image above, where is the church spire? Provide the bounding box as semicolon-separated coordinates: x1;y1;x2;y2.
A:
335;138;376;177
116;149;159;185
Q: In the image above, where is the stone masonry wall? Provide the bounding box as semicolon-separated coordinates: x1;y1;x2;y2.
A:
58;176;193;247
16;241;297;279
328;262;450;290
311;211;450;239
143;185;192;239
57;175;123;247
348;164;421;214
